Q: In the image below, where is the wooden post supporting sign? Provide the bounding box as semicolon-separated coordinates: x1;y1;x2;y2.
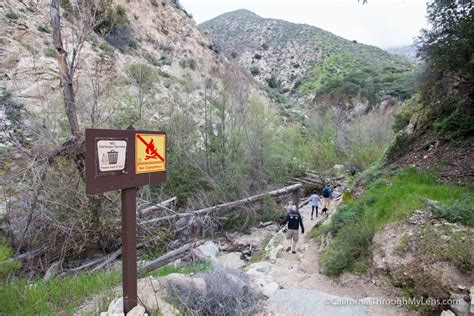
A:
85;126;166;313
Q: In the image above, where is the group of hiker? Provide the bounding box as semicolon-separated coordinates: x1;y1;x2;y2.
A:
279;185;333;254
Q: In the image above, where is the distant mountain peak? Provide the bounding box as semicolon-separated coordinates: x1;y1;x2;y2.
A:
203;9;263;24
200;10;416;107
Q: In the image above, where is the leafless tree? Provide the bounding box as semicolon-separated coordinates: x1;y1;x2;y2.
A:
49;0;108;139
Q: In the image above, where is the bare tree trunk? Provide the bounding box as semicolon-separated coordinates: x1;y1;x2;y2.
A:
50;0;81;139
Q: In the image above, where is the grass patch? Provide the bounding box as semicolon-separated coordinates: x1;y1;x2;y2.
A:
0;242;21;280
423;195;474;226
146;261;211;278
0;271;120;315
320;167;474;276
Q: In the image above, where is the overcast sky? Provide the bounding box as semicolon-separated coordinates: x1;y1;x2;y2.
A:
180;0;428;49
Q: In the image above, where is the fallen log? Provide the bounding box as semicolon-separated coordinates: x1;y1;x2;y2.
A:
62;243;144;276
140;242;198;273
139;197;177;217
259;221;273;228
141;183;302;226
290;177;315;185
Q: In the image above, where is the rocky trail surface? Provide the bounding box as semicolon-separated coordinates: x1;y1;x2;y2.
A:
258;200;417;316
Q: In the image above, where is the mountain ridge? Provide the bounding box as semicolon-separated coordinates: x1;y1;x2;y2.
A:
200;9;417;111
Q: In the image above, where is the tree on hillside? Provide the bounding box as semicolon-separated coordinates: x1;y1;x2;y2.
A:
417;0;473;136
50;0;117;139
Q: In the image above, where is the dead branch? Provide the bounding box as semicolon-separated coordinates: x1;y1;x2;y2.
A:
141;242;199;273
138;197;177;218
141;184;302;227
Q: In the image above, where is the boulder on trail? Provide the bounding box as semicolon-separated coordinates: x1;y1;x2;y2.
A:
197;241;220;258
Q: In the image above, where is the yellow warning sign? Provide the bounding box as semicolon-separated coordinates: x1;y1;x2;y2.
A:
135;134;166;174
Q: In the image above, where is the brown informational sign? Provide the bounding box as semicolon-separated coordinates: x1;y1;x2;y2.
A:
85;126;166;313
85;128;166;194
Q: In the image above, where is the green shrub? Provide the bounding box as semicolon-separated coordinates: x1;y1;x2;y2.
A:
188;58;197;70
150;0;159;6
98;42;114;57
143;52;159;66
128;38;139;50
0;243;21;280
164;78;173;88
179;58;197;70
320;220;375;276
60;0;72;11
266;76;279;89
43;47;57;58
5;11;19;20
392;97;421;133
425;195;474;226
250;66;260;76
160;55;172;65
0;37;5;45
384;131;410;162
37;24;51;33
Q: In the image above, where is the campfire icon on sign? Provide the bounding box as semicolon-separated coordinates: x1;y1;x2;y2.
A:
136;135;165;161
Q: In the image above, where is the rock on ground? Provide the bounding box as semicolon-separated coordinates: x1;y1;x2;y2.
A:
216;252;246;269
127;305;146;316
246;268;279;298
247;261;272;274
197;241;220;258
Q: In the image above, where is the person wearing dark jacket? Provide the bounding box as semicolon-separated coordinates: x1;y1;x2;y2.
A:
280;205;304;254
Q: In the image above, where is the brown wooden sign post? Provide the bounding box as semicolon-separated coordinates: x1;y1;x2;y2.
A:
85;126;166;313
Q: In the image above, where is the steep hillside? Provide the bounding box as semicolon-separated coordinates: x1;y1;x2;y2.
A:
0;0;263;134
200;9;418;110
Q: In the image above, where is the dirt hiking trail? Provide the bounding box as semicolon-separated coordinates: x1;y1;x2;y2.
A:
256;194;418;316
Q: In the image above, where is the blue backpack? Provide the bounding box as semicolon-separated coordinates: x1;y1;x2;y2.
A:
322;187;331;198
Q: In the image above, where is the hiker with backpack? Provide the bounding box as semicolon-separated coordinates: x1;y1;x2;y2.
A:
280;205;304;254
321;185;333;215
310;193;321;220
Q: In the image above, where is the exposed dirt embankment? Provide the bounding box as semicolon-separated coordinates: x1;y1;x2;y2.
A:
372;209;473;305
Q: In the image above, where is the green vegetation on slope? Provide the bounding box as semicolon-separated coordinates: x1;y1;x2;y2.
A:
300;42;418;105
201;9;418;105
318;167;474;276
